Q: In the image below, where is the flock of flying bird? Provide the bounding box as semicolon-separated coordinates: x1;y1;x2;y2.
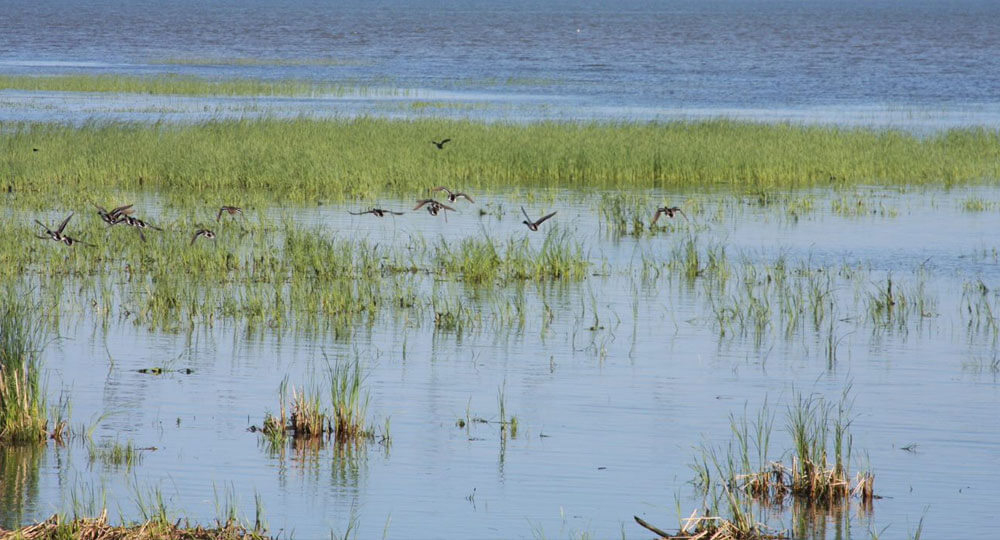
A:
348;185;561;230
32;138;688;248
35;194;686;249
349;184;688;230
34;203;240;248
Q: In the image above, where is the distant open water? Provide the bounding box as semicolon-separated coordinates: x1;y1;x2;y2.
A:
2;0;1000;129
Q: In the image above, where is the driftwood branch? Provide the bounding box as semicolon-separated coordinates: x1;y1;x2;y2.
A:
633;515;673;538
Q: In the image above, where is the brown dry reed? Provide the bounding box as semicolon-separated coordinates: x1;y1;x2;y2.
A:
0;510;272;540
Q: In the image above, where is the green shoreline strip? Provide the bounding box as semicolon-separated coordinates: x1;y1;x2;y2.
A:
2;117;998;204
0;74;394;97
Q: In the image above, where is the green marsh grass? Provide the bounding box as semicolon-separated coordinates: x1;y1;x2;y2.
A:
131;483;170;527
866;274;936;333
4;118;1000;207
497;383;518;439
961;280;1000;341
0;74;399;98
152;57;369;67
434;230;588;284
26;481;270;538
0;207;596;336
211;485;268;535
961;197;997;212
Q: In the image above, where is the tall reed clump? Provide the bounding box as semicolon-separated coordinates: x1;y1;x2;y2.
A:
260;377;328;442
256;360;374;448
692;389;874;511
0;302;48;444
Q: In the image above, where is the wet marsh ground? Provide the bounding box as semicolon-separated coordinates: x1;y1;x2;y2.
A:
2;176;1000;538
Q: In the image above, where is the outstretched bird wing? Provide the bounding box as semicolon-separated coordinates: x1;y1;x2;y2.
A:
432;186;452;195
111;204;135;217
521;206;532;222
455;192;475;203
651;209;663;225
66;236;93;247
413;199;433;210
535;211;557;225
56;213;73;234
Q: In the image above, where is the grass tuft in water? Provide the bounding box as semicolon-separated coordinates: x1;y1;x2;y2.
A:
328;359;374;443
255;360;375;448
692;389;875;510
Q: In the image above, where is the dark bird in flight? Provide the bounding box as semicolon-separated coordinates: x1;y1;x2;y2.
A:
95;203;134;226
651;206;688;225
433;186;474;203
414;199;456;216
190;229;216;245
521;207;557;231
35;213;74;242
60;235;92;247
217;206;243;222
431;139;452;149
35;213;90;246
349;208;404;217
116;214;162;242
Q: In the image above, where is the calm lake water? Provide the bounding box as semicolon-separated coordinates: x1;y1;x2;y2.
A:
2;2;1000;539
3;0;1000;129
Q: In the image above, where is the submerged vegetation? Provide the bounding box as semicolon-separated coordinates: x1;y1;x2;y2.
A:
87;439;145;471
